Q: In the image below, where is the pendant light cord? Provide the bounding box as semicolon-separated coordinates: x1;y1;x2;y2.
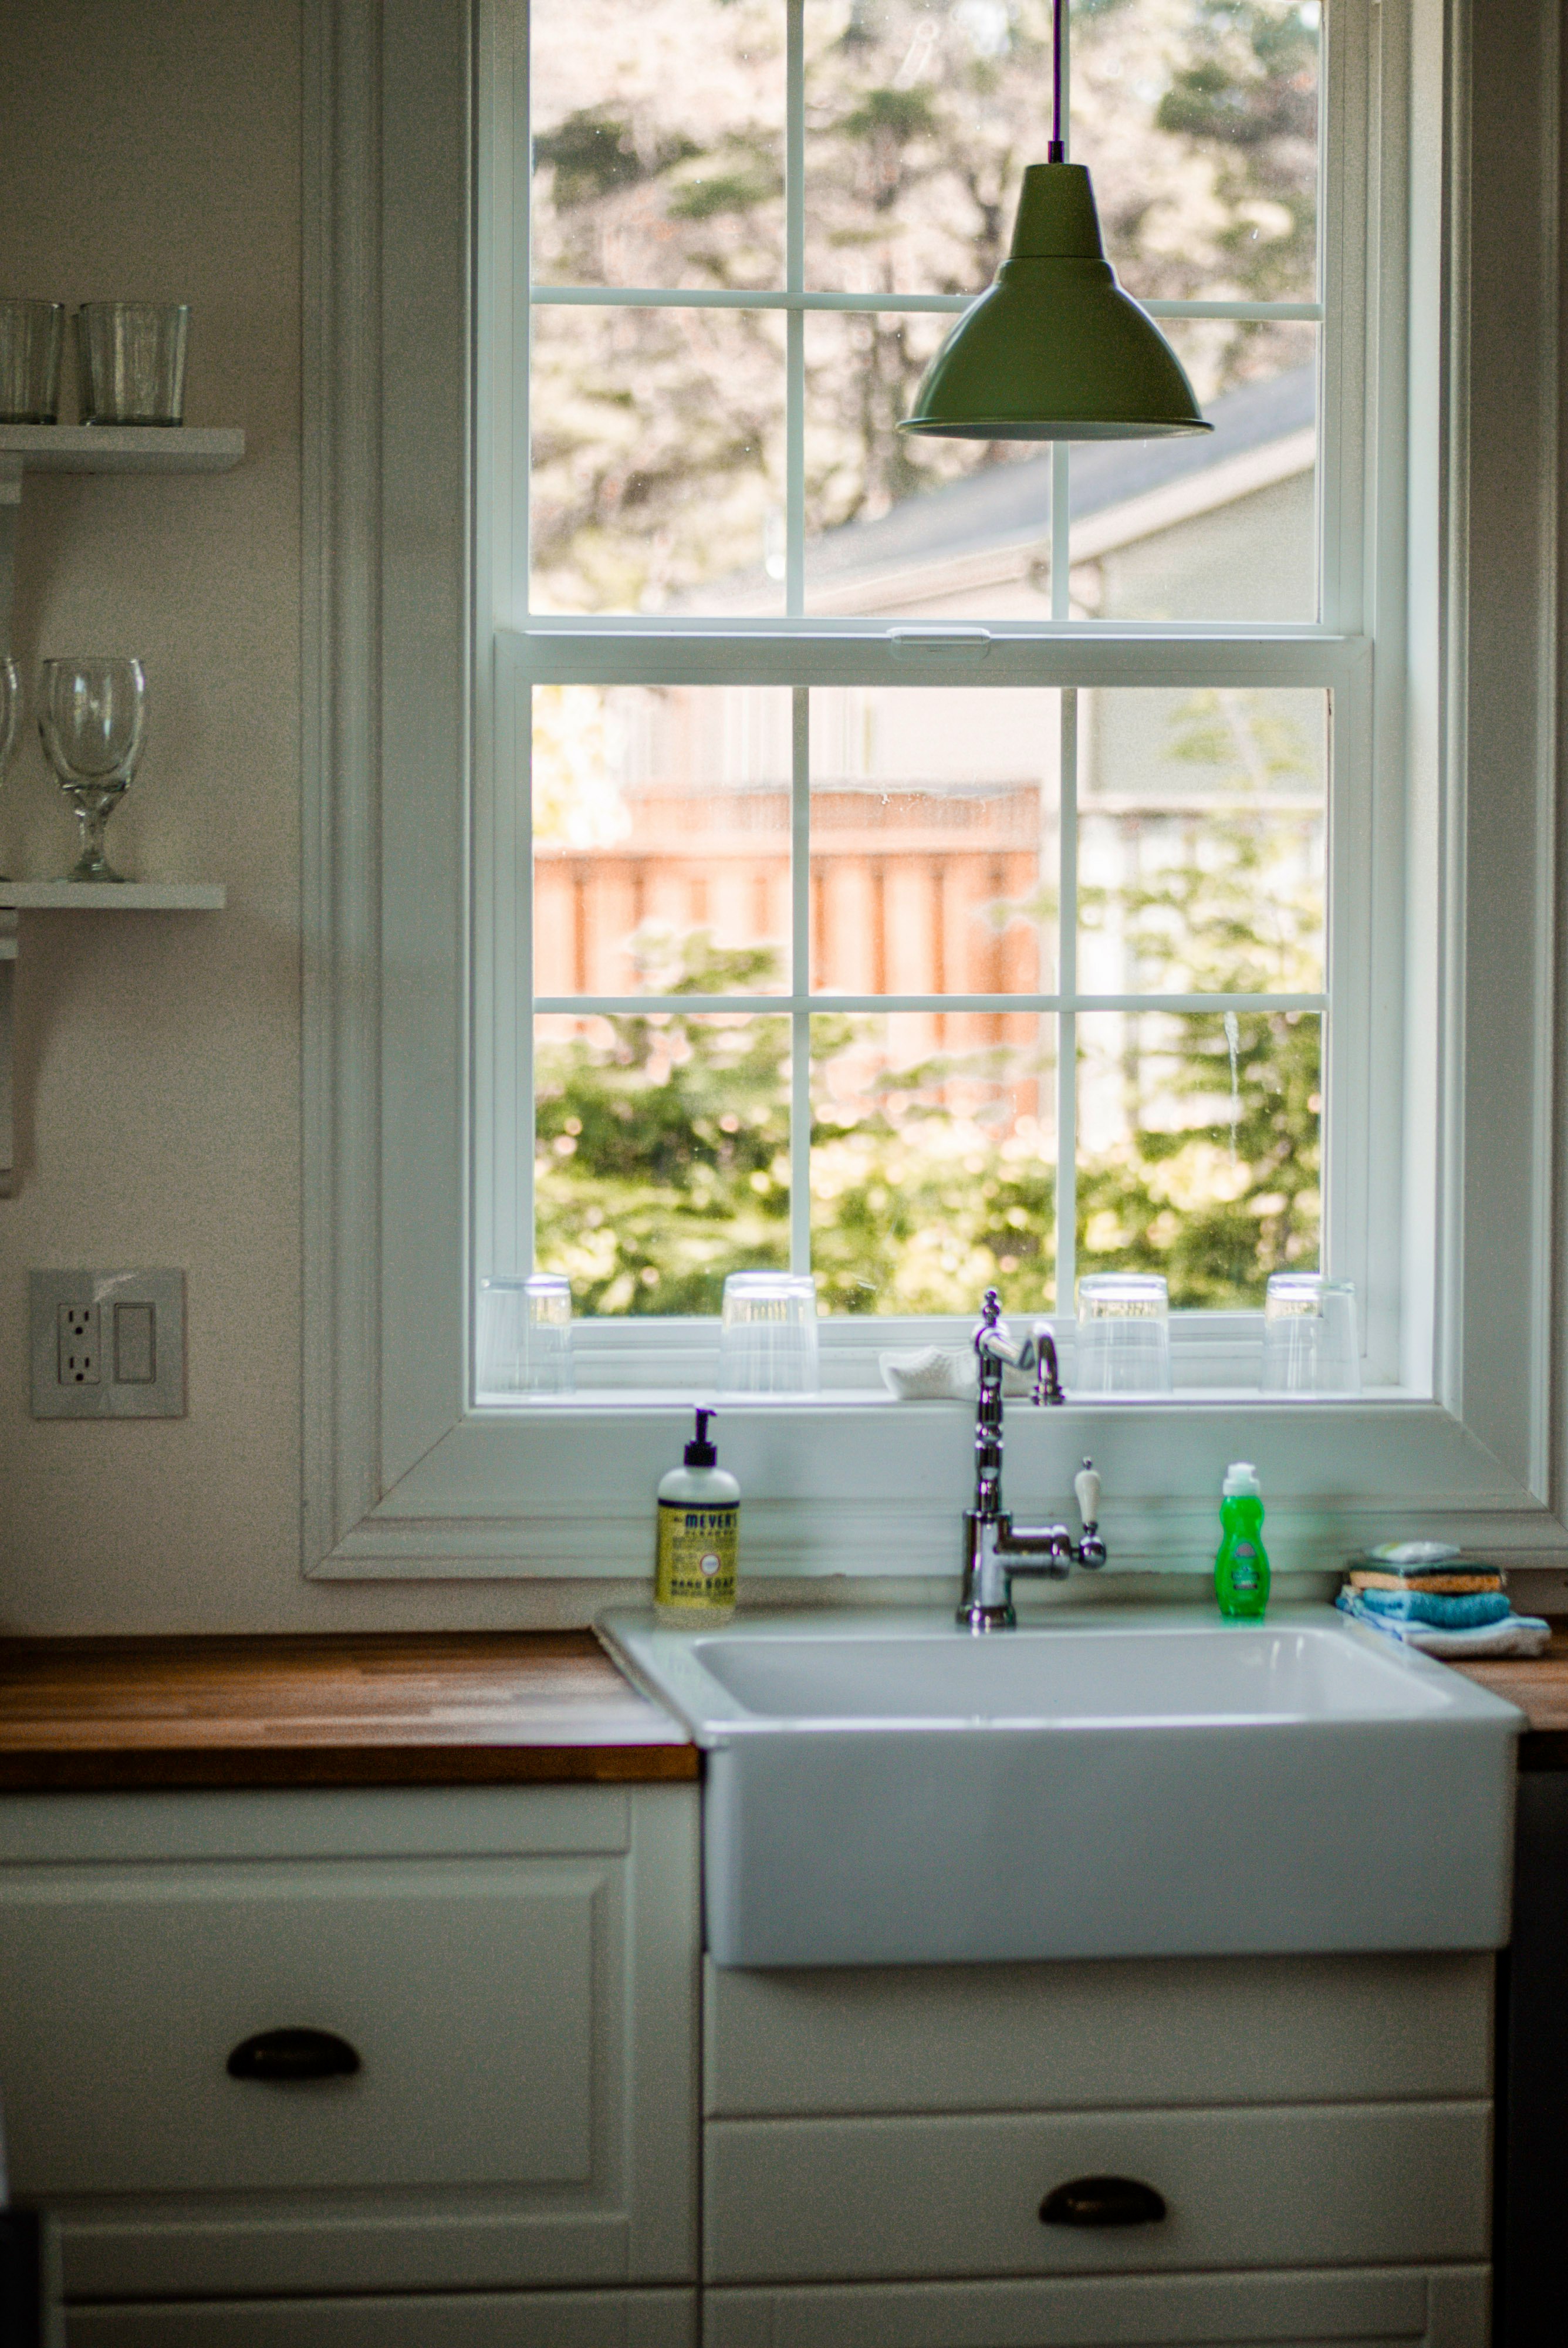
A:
1049;0;1065;163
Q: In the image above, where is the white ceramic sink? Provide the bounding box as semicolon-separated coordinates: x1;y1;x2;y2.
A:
600;1607;1524;1967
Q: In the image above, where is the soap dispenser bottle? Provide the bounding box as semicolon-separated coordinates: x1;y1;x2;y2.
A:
1215;1461;1270;1621
655;1408;740;1623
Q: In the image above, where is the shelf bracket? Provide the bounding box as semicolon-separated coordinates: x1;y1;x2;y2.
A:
1;455;19;656
0;908;15;1197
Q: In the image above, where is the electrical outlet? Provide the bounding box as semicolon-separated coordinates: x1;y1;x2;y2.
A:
57;1302;100;1386
31;1272;185;1418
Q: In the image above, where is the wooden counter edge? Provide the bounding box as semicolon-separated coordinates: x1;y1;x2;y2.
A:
0;1742;701;1792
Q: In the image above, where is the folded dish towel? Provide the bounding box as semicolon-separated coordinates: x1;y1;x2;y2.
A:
1337;1590;1551;1657
1353;1587;1513;1630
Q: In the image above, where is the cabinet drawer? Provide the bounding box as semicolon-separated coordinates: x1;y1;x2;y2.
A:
705;2103;1489;2283
703;2267;1488;2348
0;1856;606;2195
67;2289;697;2347
705;1954;1493;2118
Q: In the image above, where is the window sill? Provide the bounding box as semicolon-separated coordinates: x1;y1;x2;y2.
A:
309;1388;1564;1585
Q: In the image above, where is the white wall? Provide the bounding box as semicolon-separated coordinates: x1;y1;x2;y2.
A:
0;0;567;1632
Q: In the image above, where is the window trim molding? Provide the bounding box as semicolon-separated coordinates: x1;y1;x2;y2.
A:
301;0;1568;1588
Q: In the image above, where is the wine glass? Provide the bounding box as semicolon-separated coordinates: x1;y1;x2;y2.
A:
0;654;19;880
38;658;148;883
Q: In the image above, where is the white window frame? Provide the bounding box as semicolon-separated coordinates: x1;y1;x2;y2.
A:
302;0;1568;1600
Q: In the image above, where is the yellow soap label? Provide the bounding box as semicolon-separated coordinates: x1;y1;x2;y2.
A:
655;1499;738;1612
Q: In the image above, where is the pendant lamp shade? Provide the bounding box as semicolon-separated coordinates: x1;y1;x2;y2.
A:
900;164;1212;443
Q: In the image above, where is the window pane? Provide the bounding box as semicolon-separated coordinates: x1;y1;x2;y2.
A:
1076;1008;1322;1307
801;0;1318;302
779;315;1313;624
533;686;793;996
803;0;1052;296
812;1012;1057;1311
1073;0;1319;308
534;1011;791;1314
800;311;1053;619
530;306;785;615
809;687;1060;993
1079;687;1326;995
530;0;785;291
1078;322;1317;625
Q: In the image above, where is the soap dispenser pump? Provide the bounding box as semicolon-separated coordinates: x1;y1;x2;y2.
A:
654;1408;740;1623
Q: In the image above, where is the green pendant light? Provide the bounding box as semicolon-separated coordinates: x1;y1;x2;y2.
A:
900;0;1211;443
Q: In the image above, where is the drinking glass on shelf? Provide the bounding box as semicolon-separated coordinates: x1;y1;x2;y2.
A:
75;302;190;426
37;657;147;882
1261;1273;1360;1395
0;654;19;880
719;1271;820;1395
476;1273;575;1396
1073;1271;1172;1395
0;298;65;423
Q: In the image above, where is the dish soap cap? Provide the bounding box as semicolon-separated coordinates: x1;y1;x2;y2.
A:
1222;1460;1261;1497
685;1408;718;1467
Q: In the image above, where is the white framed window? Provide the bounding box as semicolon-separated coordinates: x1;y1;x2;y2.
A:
302;0;1568;1596
480;0;1384;1375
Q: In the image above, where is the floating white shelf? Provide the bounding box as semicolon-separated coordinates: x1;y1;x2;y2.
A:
0;423;245;475
0;880;226;910
0;883;226;1195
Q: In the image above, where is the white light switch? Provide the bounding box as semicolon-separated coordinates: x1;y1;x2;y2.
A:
114;1301;156;1384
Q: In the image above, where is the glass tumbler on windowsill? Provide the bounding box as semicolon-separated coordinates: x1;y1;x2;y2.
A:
477;1273;575;1397
719;1271;820;1396
1261;1272;1360;1396
1073;1271;1173;1395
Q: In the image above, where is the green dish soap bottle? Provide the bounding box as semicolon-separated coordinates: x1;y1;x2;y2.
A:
1215;1462;1270;1621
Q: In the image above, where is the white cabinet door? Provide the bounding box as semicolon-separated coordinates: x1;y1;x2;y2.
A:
67;2288;697;2347
0;1785;699;2300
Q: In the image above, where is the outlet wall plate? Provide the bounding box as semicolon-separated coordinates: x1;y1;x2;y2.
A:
29;1271;185;1419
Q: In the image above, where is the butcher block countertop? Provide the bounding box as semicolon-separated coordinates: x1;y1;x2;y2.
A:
1453;1630;1568;1770
0;1622;1563;1794
0;1631;696;1791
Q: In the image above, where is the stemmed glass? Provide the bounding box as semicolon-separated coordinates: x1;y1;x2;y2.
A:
38;658;147;882
0;655;19;880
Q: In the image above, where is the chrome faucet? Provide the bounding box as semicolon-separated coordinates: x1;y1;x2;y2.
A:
959;1288;1107;1632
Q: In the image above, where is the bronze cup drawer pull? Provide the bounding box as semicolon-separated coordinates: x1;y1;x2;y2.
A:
227;2028;361;2083
1040;2175;1168;2228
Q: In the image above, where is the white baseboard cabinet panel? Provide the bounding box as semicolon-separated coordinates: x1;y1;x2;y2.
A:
65;2287;697;2347
0;1786;700;2302
700;2266;1484;2348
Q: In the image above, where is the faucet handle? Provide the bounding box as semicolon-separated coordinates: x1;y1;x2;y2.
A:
1074;1459;1101;1529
